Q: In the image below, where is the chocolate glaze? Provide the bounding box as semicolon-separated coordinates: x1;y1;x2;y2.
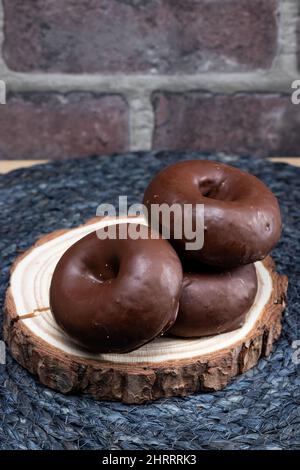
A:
50;223;183;353
169;262;258;338
143;160;282;267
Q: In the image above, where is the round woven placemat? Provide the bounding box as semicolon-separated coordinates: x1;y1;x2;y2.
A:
0;151;299;450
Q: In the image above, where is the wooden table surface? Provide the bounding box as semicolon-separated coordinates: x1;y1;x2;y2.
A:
0;157;300;174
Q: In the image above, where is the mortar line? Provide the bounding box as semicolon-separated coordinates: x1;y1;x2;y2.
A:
128;92;153;151
273;0;299;72
0;0;299;152
1;70;299;94
0;0;299;95
0;0;5;72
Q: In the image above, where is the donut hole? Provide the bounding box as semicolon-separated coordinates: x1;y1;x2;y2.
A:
198;178;236;201
88;257;120;283
198;178;224;200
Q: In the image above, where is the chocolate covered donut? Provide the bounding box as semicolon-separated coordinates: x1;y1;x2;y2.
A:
50;223;183;353
169;262;258;338
143;160;281;267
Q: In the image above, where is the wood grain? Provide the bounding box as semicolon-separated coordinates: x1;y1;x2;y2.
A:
0;160;47;173
4;217;288;403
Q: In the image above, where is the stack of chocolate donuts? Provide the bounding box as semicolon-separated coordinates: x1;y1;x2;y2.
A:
50;160;281;354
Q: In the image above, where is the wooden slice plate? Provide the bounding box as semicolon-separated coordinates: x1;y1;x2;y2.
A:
4;216;288;404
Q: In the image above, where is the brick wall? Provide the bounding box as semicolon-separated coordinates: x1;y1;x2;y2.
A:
0;0;299;160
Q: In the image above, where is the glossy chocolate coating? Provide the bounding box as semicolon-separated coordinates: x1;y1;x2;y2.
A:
143;160;282;267
50;223;183;353
169;262;258;338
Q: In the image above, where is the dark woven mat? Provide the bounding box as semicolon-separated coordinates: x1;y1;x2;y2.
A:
0;151;299;450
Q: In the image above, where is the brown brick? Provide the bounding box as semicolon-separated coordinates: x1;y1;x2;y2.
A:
3;0;278;73
152;92;300;157
0;93;129;160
